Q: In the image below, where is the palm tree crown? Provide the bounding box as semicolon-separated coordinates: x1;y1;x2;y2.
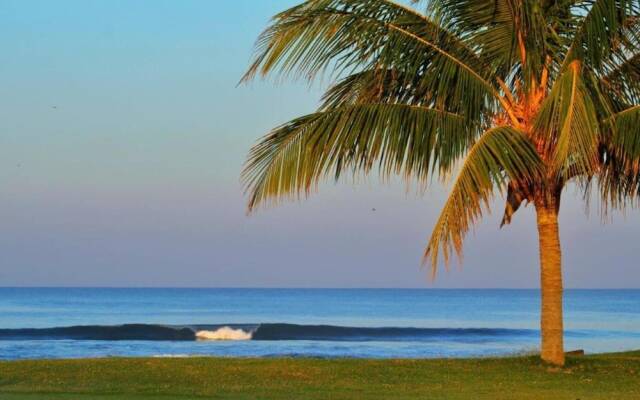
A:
241;0;640;365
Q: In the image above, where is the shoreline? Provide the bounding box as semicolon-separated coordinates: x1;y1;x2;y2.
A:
1;351;638;399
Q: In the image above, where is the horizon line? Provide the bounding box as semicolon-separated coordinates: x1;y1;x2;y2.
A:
1;286;638;290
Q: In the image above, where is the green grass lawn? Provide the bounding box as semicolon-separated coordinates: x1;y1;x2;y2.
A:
0;351;639;399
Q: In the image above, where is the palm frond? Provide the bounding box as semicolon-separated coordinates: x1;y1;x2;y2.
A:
609;105;640;157
500;181;533;227
596;142;640;210
424;126;544;274
601;53;640;105
563;0;640;70
428;0;568;90
320;68;430;110
242;0;486;80
240;0;500;118
242;103;469;211
535;61;600;181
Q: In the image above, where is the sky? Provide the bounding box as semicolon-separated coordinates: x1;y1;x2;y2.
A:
0;0;638;288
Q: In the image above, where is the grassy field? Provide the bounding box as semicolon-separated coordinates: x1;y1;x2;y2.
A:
0;352;639;399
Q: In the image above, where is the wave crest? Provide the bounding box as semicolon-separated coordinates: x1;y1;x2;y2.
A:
0;323;538;342
195;327;252;341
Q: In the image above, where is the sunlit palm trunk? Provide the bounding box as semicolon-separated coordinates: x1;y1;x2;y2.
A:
535;198;565;366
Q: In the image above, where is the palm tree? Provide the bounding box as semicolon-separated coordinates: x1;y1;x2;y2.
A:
241;0;640;366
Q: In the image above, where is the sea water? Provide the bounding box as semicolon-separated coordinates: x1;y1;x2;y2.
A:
0;288;639;359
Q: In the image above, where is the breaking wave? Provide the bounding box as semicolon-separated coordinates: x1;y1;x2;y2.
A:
0;323;538;342
195;327;253;341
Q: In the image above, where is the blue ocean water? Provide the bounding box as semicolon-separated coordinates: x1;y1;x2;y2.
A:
0;288;639;360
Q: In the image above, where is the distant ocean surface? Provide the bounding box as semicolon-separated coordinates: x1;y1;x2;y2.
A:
1;288;639;360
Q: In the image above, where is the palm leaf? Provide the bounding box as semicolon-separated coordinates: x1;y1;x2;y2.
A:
601;53;640;105
563;0;640;70
240;0;500;118
609;105;640;157
428;0;565;89
534;61;600;181
321;68;434;110
242;103;469;211
596;142;640;210
424;126;544;274
242;0;486;80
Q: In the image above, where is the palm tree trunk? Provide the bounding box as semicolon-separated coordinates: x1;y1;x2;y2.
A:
535;198;565;366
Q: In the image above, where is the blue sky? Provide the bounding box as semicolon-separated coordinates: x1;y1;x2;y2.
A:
0;0;638;288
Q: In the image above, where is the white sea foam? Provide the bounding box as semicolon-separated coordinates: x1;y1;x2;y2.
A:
195;326;252;341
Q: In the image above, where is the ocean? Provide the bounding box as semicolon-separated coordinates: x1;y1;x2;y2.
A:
0;288;639;360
